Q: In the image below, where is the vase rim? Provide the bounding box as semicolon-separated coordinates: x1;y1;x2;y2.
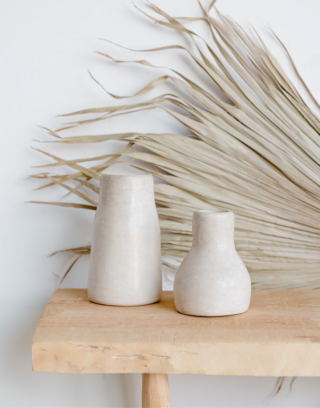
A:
194;209;231;214
101;173;152;178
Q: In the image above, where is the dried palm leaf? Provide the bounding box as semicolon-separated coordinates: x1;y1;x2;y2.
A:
32;1;320;289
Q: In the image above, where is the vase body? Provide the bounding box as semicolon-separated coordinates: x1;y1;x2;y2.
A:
88;174;162;306
174;210;251;316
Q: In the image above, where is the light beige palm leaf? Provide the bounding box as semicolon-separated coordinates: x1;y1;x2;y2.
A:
33;1;320;289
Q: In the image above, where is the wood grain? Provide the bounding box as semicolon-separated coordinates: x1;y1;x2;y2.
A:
32;290;320;376
142;374;171;408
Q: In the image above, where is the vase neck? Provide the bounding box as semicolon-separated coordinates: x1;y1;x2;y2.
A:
98;174;155;209
192;210;235;249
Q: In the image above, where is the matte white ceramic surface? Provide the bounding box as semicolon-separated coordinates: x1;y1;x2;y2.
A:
88;174;162;306
174;210;251;316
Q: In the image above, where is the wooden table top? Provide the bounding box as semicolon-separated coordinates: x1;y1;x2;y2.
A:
32;289;320;376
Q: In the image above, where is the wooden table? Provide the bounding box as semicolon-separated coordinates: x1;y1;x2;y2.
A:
32;290;320;407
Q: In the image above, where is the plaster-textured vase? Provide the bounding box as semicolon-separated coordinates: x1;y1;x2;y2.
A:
174;210;251;316
88;174;162;306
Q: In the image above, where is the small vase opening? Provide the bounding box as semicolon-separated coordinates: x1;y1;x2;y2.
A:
192;210;235;249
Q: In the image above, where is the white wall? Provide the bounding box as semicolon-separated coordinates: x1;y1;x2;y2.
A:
1;0;320;407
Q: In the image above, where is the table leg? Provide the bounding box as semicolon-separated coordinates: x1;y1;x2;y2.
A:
142;374;171;408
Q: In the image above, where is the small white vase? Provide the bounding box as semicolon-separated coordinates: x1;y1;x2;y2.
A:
174;210;251;316
88;174;162;306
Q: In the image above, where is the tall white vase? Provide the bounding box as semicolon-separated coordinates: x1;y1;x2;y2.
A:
174;210;251;316
88;174;162;306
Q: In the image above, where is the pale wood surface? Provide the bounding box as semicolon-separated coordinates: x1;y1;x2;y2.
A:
142;374;171;408
32;290;320;376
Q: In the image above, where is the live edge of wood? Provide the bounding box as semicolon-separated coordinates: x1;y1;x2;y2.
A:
32;289;320;376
